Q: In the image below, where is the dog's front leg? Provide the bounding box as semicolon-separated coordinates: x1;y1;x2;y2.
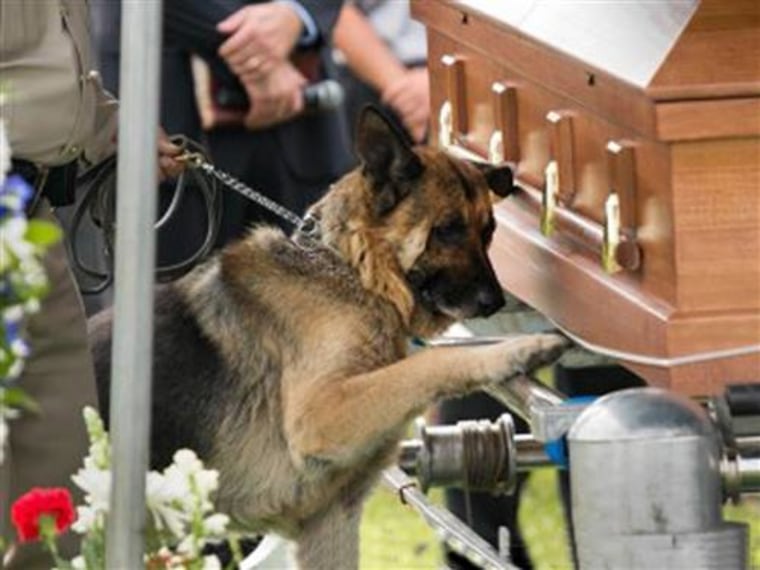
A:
286;333;566;466
296;500;362;570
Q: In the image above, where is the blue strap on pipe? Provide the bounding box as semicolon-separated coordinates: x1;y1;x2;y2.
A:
543;396;598;469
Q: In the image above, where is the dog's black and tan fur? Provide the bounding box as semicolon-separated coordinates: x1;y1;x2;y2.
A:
89;108;565;568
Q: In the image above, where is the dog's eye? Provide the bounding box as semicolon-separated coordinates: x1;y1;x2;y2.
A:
432;217;467;245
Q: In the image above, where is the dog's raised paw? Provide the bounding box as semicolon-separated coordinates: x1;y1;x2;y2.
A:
527;332;571;369
483;333;570;382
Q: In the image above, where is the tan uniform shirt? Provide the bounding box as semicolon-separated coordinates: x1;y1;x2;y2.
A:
0;0;117;167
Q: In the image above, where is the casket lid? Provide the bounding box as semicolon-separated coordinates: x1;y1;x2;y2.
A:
453;0;760;101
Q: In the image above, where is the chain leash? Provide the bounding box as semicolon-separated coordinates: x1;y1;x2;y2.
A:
179;151;305;230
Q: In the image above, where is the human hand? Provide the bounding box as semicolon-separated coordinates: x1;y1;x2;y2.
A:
240;61;307;130
157;128;184;181
217;2;303;81
381;67;431;143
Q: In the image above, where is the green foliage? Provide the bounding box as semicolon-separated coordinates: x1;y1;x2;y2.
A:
24;219;62;249
0;386;40;414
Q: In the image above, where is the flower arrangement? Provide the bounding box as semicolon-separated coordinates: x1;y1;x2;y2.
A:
1;117;240;569
0;117;62;463
9;407;235;569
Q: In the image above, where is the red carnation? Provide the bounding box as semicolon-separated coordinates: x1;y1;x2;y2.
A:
10;487;76;543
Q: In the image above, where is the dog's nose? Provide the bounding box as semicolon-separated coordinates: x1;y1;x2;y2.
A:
475;286;505;317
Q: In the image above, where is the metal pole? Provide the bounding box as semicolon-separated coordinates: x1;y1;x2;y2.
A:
106;1;163;567
382;467;521;570
484;374;564;425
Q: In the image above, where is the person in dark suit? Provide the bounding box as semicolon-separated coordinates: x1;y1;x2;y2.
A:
88;0;351;292
163;1;352;234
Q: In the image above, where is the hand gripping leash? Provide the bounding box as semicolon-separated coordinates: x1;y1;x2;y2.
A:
69;137;309;294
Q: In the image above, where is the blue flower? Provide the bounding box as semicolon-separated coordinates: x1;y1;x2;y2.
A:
4;318;19;346
1;175;34;210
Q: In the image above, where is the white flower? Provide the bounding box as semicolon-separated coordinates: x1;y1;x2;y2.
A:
72;464;111;512
67;408;232;568
2;403;19;420
193;468;219;497
146;471;189;539
71;505;99;534
1;217;33;260
172;448;204;475
160;464;192;501
82;406;111;468
24;297;40;314
6;357;24;379
10;337;29;358
202;513;229;537
2;304;24;322
70;556;87;570
176;535;198;557
202;555;223;570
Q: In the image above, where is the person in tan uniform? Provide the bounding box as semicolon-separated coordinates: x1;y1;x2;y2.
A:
0;2;182;567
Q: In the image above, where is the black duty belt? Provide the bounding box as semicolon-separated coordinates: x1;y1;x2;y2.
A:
10;158;79;213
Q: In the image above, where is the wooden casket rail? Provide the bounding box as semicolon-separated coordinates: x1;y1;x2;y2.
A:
412;0;760;396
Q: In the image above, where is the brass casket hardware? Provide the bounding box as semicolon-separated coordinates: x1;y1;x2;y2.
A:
546;110;576;205
490;82;519;164
604;141;641;272
541;160;559;237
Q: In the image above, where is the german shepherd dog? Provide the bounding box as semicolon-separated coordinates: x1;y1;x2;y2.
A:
89;107;566;568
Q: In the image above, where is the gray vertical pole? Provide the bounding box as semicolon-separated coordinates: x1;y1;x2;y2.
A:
106;0;163;567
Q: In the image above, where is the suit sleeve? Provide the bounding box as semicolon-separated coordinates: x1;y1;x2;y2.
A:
294;0;344;45
164;0;344;56
163;0;241;59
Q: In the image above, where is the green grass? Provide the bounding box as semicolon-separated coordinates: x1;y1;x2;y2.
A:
725;498;760;569
517;469;572;569
359;470;572;570
360;486;444;569
360;470;760;570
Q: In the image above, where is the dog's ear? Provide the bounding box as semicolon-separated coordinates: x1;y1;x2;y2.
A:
356;106;424;215
471;162;515;198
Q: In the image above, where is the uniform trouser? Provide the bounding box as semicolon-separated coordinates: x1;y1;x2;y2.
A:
0;201;98;568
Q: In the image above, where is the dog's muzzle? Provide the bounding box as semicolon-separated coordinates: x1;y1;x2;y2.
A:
414;272;505;320
472;283;506;317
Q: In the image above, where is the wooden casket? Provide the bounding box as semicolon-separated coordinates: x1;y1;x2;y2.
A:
412;0;760;396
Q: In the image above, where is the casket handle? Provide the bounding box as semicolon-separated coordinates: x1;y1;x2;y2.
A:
440;54;468;142
539;110;576;238
602;193;623;273
490;82;520;164
541;161;559;237
439;100;454;148
438;130;491;165
546;110;576;205
603;141;641;273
